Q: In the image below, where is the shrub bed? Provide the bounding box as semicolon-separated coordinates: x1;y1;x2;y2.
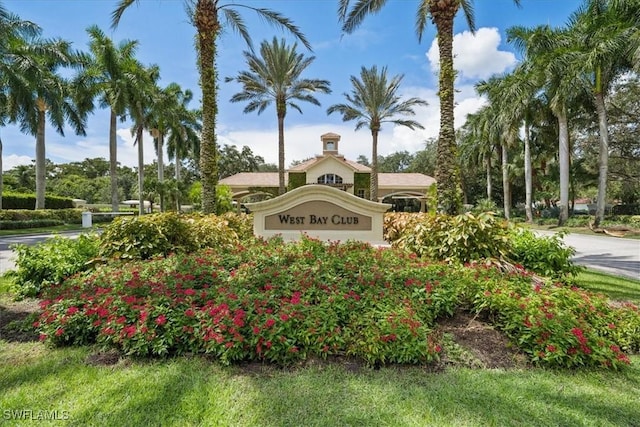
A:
466;265;638;369
11;234;101;299
36;237;465;366
34;237;638;369
0;208;83;225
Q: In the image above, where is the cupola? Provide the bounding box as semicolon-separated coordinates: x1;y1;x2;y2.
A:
321;132;340;155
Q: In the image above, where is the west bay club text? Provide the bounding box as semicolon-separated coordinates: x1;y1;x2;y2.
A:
277;214;360;225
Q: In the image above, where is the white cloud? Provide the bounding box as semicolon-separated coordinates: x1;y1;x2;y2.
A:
2;154;33;171
41;129;161;169
427;27;516;81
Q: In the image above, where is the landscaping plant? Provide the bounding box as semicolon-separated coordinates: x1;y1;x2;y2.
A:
33;236;638;369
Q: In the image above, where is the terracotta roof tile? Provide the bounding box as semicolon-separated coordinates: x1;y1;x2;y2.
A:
378;173;436;188
219;172;282;187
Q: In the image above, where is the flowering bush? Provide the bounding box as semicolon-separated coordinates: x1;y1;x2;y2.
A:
34;236;638;369
36;237;464;367
466;266;638;369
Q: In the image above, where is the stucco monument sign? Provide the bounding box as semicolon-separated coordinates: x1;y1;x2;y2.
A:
245;185;391;244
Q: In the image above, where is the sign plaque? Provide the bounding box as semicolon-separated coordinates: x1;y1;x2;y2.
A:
246;185;390;244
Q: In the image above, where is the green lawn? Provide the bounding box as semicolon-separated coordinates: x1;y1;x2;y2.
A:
0;342;638;427
576;270;640;303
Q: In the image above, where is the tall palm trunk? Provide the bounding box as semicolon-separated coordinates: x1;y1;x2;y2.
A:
277;102;286;195
35;100;47;210
156;132;165;211
557;105;570;226
195;0;220;214
109;109;119;212
370;129;379;201
137;127;144;216
594;91;609;228
432;5;462;215
0;137;3;210
485;156;492;200
501;142;511;220
175;153;182;212
524;122;533;223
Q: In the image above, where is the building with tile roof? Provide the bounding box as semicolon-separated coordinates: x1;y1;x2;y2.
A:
220;132;436;212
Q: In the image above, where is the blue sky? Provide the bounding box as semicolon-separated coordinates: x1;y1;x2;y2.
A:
2;0;583;171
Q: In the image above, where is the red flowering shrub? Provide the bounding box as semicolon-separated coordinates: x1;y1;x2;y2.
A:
36;236;463;367
467;266;638;369
34;236;637;369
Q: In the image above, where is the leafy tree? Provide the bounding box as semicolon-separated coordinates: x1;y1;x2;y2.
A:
356;154;370;166
327;65;426;201
408;139;437;176
218;144;266;179
377;150;414;173
113;0;311;213
338;0;521;213
226;37;331;195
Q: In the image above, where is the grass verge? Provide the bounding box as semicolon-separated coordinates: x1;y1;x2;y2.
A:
0;343;638;427
576;269;640;303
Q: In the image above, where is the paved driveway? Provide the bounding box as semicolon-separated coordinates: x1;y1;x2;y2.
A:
535;230;640;281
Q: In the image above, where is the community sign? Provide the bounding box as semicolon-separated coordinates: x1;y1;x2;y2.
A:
245;185;391;244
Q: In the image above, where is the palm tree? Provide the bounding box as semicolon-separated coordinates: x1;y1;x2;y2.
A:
459;105;499;201
147;83;192;211
338;0;521;214
226;37;331;195
475;77;515;219
327;65;427;201
80;25;142;212
508;24;580;226
0;5;45;209
494;67;542;223
112;0;311;214
568;0;638;226
5;34;87;209
128;63;160;215
164;97;201;212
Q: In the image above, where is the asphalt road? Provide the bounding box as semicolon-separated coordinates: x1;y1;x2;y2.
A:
0;230;638;280
0;231;85;274
535;230;640;281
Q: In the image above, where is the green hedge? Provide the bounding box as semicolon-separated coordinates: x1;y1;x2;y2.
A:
0;219;64;230
3;192;74;209
288;172;306;190
354;173;370;198
0;209;83;226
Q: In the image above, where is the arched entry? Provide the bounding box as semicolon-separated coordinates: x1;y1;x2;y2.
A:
382;192;427;213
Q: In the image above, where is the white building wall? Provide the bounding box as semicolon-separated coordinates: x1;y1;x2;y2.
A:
305;158;356;194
